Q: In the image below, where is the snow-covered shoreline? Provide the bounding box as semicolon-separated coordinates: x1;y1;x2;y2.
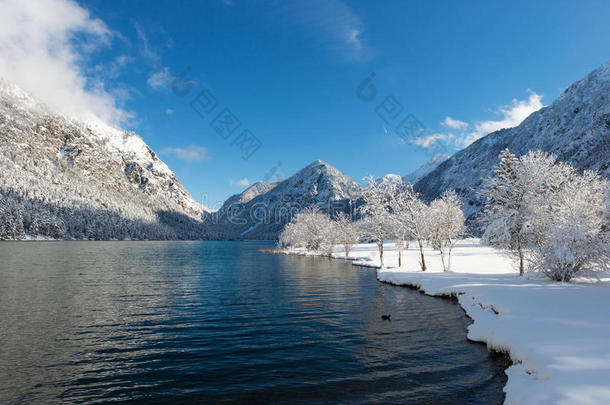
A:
282;239;610;405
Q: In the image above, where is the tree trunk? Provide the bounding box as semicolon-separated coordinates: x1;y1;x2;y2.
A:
378;240;384;268
518;246;524;276
398;250;402;268
418;239;427;271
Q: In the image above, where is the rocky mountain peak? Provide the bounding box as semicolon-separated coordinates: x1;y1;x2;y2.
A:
206;160;363;239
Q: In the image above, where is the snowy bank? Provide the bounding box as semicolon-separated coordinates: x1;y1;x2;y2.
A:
284;239;610;404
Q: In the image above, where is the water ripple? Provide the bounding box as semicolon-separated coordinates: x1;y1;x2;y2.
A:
0;241;506;404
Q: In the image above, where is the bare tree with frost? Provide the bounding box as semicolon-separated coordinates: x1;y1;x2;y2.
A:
428;190;465;271
391;181;431;271
358;176;396;268
335;212;358;257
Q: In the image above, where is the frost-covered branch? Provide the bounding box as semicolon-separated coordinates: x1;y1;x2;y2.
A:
428;190;465;271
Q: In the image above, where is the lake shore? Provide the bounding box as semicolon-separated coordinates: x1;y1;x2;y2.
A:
281;239;610;405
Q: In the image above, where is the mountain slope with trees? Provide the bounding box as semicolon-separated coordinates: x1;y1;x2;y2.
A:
0;79;207;240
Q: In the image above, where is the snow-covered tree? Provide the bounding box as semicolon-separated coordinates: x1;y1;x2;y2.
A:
391;181;431;271
277;206;335;253
335;212;358;257
297;207;325;250
481;149;610;281
278;220;297;248
358;176;396;268
529;170;610;281
479;149;561;275
429;190;465;271
320;223;338;256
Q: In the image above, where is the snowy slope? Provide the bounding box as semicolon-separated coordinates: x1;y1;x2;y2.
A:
403;154;449;184
206;160;362;239
374;173;403;188
0;78;206;240
415;62;610;220
85;119;206;215
221;181;277;209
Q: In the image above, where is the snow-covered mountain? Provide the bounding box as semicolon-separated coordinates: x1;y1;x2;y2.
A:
206;160;362;239
221;181;277;208
403;154;449;184
5;60;609;241
374;173;404;188
0;79;207;240
415;61;610;221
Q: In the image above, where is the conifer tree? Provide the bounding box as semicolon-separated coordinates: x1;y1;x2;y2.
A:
480;149;531;275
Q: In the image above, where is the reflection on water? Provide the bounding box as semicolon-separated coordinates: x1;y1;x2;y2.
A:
0;241;506;404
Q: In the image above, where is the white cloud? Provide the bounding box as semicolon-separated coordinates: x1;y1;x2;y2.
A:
162;145;210;162
147;67;172;90
134;22;160;64
165;108;174;115
229;178;252;187
442;116;468;130
460;92;543;147
0;0;132;124
92;54;133;80
412;133;455;148
279;0;369;62
414;92;544;151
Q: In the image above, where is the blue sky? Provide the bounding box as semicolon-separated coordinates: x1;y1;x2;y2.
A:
2;0;609;207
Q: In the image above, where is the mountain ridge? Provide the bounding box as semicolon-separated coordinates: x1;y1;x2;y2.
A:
204;160;362;239
2;60;609;240
414;61;610;220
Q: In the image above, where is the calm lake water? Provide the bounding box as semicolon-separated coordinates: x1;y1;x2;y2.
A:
0;241;506;404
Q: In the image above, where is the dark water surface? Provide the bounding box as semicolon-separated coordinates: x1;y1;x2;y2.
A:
0;241;506;404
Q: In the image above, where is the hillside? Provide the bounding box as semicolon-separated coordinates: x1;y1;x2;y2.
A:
415;61;610;221
0;79;207;240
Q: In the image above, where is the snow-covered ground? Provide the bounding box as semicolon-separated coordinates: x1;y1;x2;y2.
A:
284;239;610;404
